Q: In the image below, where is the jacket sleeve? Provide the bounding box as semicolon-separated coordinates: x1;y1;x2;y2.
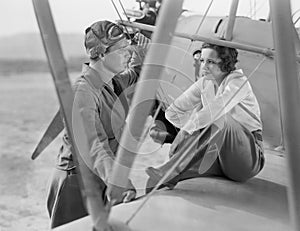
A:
73;81;115;184
113;45;147;104
115;45;147;88
165;78;203;128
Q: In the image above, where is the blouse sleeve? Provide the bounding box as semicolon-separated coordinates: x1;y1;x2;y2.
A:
182;76;250;134
165;78;203;128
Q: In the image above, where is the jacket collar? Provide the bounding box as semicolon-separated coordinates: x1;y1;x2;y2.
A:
81;63;105;90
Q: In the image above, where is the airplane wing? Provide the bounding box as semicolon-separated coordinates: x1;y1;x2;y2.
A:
31;109;63;160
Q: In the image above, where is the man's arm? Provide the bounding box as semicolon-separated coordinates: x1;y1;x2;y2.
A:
115;33;150;87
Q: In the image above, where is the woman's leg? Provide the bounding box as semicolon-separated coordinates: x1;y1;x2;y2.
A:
173;115;264;183
217;116;264;182
145;115;264;191
145;127;221;191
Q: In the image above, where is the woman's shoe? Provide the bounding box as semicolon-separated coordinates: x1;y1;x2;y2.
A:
145;167;176;193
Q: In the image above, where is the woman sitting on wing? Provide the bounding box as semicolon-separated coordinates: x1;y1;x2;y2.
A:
146;42;265;192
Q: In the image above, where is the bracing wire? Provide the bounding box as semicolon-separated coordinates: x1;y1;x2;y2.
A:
182;0;214;61
195;0;214;35
137;90;170;150
137;76;179;148
137;72;181;149
110;0;123;23
253;1;267;18
249;0;253;18
249;0;265;20
110;0;131;36
118;0;131;22
254;0;256;19
126;56;267;225
292;9;300;25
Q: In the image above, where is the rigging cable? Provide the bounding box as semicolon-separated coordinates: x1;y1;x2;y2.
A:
110;0;131;36
118;0;131;22
248;0;253;19
292;9;300;25
137;75;179;148
110;0;147;73
182;0;214;61
253;1;267;19
126;56;267;225
138;83;175;150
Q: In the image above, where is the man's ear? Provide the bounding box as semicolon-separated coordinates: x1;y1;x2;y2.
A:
87;44;106;59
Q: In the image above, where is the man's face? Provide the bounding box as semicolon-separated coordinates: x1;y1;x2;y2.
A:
102;39;131;74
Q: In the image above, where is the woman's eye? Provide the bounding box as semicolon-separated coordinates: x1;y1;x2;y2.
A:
199;59;204;63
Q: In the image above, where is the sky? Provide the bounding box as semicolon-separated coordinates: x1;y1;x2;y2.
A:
0;0;299;37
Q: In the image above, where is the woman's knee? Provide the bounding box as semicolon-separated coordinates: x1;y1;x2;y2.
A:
225;172;252;182
221;164;257;182
219;154;258;182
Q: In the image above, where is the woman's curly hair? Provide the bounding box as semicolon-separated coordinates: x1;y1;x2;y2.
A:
199;43;238;73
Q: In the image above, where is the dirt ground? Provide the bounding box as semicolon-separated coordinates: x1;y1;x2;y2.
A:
0;73;168;231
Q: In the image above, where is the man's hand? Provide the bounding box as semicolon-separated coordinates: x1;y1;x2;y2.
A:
122;189;136;203
133;32;151;50
169;129;190;158
106;180;136;205
149;127;169;145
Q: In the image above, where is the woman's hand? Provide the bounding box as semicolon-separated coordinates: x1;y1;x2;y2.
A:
169;129;190;158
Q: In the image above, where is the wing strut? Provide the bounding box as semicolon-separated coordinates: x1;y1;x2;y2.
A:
32;0;117;230
224;0;239;41
107;0;184;201
269;0;300;230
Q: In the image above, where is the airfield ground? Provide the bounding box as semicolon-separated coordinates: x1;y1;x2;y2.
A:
0;73;168;231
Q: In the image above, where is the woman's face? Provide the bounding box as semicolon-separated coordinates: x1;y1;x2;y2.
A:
200;48;226;84
102;39;131;74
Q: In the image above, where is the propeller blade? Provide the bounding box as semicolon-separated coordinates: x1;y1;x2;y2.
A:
31;109;63;160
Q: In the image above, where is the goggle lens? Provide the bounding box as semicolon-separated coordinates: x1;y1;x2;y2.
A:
107;25;125;42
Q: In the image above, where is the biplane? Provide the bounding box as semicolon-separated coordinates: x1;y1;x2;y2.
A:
31;0;300;230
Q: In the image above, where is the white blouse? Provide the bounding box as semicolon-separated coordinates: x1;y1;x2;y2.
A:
165;69;262;134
